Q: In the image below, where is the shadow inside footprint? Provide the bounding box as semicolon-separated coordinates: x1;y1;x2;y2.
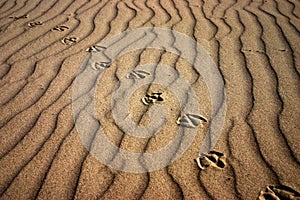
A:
206;155;217;163
216;159;225;168
210;150;224;157
260;193;278;200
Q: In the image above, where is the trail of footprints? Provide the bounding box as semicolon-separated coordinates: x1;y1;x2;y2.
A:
4;12;140;102
193;151;300;199
6;7;299;199
116;64;214;170
8;14;76;45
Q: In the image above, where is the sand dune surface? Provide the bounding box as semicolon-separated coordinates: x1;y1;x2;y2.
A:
0;0;299;199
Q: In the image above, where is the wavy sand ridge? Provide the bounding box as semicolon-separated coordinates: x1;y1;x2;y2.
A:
0;0;299;199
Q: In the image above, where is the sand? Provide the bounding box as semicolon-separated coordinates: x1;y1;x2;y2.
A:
0;0;299;199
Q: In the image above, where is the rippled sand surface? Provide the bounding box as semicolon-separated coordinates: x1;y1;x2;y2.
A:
0;0;299;199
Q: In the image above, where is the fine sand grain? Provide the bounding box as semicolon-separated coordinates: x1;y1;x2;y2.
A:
0;0;299;199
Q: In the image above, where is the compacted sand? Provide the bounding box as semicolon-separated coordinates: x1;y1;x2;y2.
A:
0;0;299;199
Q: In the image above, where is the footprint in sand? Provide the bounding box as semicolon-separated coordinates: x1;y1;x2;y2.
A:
28;21;43;27
177;114;207;128
9;14;28;20
51;25;69;32
142;92;163;105
86;45;106;52
195;151;226;170
126;70;150;79
61;37;78;45
258;185;300;200
91;62;111;71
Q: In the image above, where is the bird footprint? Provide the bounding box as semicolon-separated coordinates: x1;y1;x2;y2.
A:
61;37;78;45
28;21;43;27
86;45;106;52
10;14;28;20
91;62;111;71
142;92;163;105
51;25;69;32
126;70;150;79
258;185;300;200
195;151;226;170
177;114;207;128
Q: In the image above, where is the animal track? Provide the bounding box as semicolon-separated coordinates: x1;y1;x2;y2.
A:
126;70;150;79
91;62;111;70
142;92;163;105
51;25;69;32
28;21;43;27
86;45;106;52
9;14;28;20
177;114;207;128
242;49;265;54
258;185;300;200
61;37;78;45
195;151;226;170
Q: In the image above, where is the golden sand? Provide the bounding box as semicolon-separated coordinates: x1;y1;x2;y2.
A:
0;0;299;199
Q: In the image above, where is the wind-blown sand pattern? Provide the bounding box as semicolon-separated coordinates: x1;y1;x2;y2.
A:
0;0;299;199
